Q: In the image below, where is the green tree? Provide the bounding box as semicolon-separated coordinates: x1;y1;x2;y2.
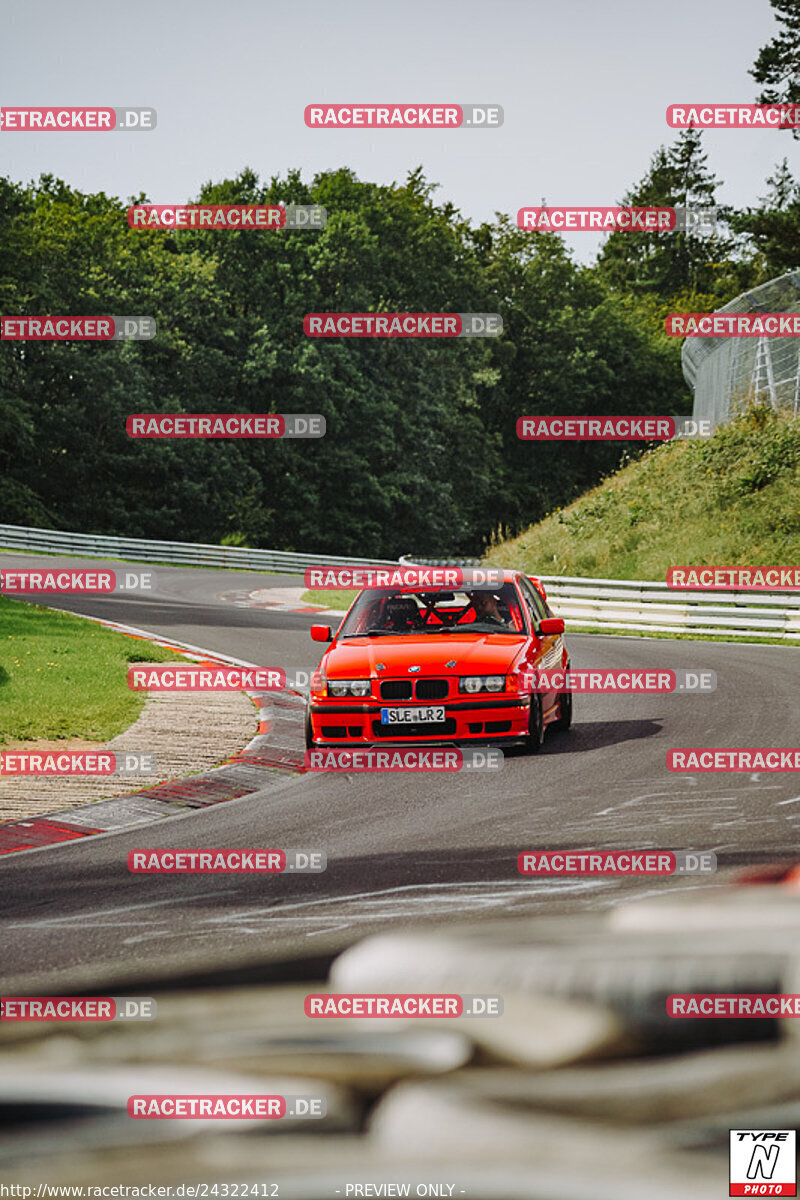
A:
727;158;800;277
476;221;688;538
0;165;717;556
751;0;800;137
596;130;734;304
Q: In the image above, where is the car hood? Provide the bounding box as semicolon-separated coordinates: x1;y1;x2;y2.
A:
326;633;526;677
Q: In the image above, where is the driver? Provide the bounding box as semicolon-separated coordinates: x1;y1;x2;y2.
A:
468;590;508;626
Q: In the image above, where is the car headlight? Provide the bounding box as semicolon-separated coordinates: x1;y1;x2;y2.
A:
327;678;371;697
459;675;506;694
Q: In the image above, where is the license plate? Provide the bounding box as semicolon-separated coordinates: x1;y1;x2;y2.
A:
380;706;445;725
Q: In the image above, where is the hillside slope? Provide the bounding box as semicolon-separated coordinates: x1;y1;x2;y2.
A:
485;408;800;580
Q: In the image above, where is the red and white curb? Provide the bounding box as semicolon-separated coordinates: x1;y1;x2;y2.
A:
0;613;306;857
220;587;346;618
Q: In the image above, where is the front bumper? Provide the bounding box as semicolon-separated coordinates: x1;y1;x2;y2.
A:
308;696;531;744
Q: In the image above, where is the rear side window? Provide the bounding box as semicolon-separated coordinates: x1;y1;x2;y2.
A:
519;577;548;626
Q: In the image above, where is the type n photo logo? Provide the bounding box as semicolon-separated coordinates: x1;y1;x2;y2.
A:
730;1130;796;1195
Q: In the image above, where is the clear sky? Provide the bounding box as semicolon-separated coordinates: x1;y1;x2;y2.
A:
1;0;797;263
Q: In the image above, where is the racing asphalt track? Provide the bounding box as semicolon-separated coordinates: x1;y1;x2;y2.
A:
1;553;799;994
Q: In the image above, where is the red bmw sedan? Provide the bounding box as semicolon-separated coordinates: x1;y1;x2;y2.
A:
305;570;571;753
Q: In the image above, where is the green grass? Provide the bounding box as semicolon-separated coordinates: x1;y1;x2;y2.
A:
300;408;800;645
0;597;181;745
301;589;357;610
486;407;800;581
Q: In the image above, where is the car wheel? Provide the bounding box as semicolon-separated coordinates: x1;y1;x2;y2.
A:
554;688;572;731
525;693;544;754
304;708;317;750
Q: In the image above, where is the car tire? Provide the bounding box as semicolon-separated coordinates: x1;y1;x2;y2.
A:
304;708;318;750
525;692;544;754
554;688;572;731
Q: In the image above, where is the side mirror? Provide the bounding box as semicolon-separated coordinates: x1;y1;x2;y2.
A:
310;624;332;643
539;617;565;636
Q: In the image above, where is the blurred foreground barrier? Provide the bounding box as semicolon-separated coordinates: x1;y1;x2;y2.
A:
330;911;797;1052
5;887;800;1194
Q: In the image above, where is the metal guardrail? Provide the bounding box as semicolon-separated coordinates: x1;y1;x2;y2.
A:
0;526;798;640
0;524;396;573
536;575;800;640
402;557;800;641
398;555;484;568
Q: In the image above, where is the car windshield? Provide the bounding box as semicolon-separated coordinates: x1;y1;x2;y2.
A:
338;584;527;637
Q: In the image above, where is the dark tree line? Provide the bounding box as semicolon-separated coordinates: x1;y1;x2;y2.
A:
1;130;797;555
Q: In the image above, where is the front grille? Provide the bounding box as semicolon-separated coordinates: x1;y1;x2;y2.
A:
380;680;412;700
415;678;449;700
321;725;348;738
372;718;457;739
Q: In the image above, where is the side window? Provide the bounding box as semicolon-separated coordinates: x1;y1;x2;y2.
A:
519;578;547;627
